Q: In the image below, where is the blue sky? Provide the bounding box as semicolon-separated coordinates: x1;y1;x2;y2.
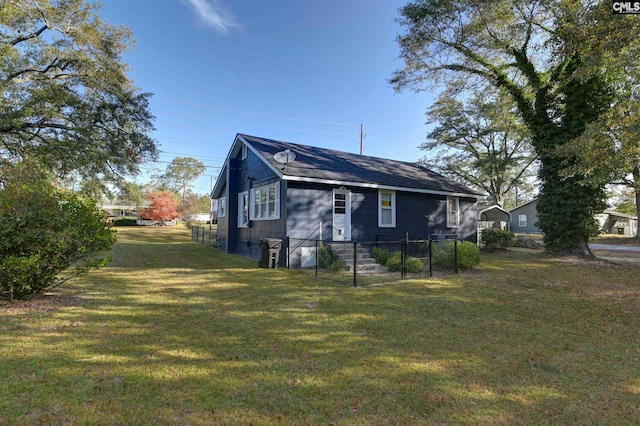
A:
99;0;436;195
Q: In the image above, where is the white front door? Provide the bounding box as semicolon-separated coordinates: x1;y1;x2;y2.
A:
332;189;351;241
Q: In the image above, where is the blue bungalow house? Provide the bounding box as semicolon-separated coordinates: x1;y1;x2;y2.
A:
211;134;481;266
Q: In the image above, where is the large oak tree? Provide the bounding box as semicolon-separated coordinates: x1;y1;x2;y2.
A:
0;0;159;298
422;86;536;208
0;0;158;179
391;0;640;255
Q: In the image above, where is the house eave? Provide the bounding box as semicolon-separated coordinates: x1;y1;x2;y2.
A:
282;175;480;198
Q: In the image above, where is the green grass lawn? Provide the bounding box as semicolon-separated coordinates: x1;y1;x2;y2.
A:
2;227;639;425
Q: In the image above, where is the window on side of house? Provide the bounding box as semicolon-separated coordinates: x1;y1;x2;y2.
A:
218;198;226;217
518;214;527;227
447;196;459;228
378;190;396;227
238;192;248;227
241;143;248;160
250;182;280;220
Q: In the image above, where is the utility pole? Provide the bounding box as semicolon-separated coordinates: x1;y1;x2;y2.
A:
360;123;365;155
209;174;214;230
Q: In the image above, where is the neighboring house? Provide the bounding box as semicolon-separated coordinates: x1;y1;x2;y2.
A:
211;134;481;266
101;201;147;217
478;205;511;230
184;213;212;223
509;198;541;234
510;198;638;236
596;210;638;236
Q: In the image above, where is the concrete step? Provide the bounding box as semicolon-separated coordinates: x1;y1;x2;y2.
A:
327;244;387;273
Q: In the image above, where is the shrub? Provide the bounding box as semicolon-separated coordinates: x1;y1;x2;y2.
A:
432;241;481;271
372;246;390;265
112;218;138;226
386;252;423;273
386;252;402;271
404;257;424;273
0;166;116;300
318;244;346;271
481;228;514;250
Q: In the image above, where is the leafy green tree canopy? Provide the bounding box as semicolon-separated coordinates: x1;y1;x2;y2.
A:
392;0;640;255
159;157;206;200
0;0;158;179
180;192;211;217
422;86;536;208
116;180;147;209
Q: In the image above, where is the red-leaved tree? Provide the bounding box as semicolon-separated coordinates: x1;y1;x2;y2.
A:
139;191;180;225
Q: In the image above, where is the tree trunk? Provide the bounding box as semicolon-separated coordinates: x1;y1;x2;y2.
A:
634;165;640;240
570;237;596;259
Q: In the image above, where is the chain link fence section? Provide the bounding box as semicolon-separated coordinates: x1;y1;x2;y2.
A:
287;236;462;287
286;239;387;286
191;226;217;248
189;231;462;283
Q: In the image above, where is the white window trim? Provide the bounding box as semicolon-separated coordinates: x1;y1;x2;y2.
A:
241;144;248;160
250;182;280;221
447;196;459;228
238;191;248;228
519;214;527;227
378;189;396;228
217;197;226;217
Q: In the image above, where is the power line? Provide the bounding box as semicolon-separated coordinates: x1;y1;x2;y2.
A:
158;150;226;161
154;119;358;136
151;98;360;127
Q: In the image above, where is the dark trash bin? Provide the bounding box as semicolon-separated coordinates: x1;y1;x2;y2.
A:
259;238;282;268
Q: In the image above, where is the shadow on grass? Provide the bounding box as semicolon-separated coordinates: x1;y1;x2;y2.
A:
2;229;640;424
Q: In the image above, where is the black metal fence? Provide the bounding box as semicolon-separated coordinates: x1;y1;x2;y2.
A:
190;227;463;286
288;235;460;287
191;226;217;247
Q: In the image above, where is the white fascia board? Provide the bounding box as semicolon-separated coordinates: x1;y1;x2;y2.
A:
282;175;479;199
211;135;244;199
479;205;511;215
236;134;284;179
479;205;512;221
212;134;285;199
211;166;226;199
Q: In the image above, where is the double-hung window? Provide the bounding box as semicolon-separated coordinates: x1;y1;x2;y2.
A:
518;214;527;227
378;190;396;227
447;196;459;228
238;192;248;227
250;182;280;220
217;198;226;217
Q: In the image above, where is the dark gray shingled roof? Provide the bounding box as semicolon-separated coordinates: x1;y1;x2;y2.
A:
239;134;481;197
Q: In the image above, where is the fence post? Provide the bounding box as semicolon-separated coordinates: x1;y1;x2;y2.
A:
287;237;291;269
454;238;458;274
315;239;318;276
429;239;433;278
401;239;406;279
353;241;357;287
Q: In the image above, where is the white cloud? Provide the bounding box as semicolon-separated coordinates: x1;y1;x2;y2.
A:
182;0;238;33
